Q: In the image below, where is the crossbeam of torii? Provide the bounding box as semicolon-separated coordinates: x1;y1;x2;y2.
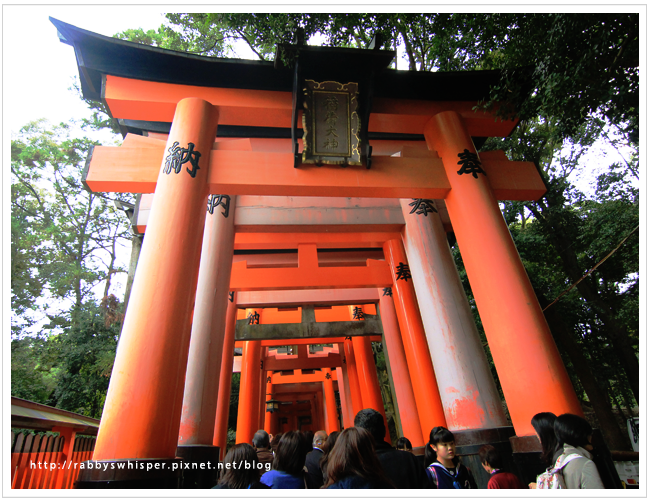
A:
52;17;584;487
85;135;545;200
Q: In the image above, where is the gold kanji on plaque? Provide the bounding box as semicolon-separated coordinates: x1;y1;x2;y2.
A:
302;80;361;166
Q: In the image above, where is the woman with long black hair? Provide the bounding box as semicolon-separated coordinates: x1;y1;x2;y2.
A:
318;430;340;484
212;444;269;489
260;431;312;488
323;427;393;489
531;412;562;467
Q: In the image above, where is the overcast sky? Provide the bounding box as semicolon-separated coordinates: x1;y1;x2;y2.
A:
3;7;170;134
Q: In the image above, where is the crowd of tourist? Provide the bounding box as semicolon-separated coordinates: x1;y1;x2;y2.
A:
212;409;607;489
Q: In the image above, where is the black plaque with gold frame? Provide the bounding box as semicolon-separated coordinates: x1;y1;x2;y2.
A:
302;80;361;166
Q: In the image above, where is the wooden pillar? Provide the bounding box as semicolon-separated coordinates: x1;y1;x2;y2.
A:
257;356;266;431
424;111;583;436
52;427;76;489
350;319;391;444
399;199;508;431
235;339;262;444
92;98;219;461
213;294;238;461
383;239;447;436
263;374;273;434
323;369;339;434
179;196;236;445
377;289;425;447
343;340;364;417
336;364;354;428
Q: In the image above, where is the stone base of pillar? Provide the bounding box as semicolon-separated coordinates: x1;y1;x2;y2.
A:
452;427;517;489
176;444;221;488
74;458;182;488
508;434;545;487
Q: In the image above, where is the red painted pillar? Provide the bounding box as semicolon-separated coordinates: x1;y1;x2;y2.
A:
424;111;583;436
399;199;508;431
179;196;236;446
263;375;273;434
323;369;339;434
377;289;425;447
258;356;267;431
343;339;364;416
235;339;262;444
336;365;354;428
52;427;76;489
383;239;447;436
213;294;238;460
349;316;391;443
93;98;219;460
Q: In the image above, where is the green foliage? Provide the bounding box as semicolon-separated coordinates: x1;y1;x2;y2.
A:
228;372;241;434
48;300;121;418
126;13;637;144
11;298;122;419
11;119;133;333
11;336;58;404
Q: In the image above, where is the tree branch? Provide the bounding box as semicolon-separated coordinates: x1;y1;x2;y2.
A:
235;29;266;61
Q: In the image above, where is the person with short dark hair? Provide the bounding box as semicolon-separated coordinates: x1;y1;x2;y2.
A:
552;413;604;489
260;430;312;488
478;445;524;489
212;444;270;489
252;429;273;476
425;426;476;489
324;427;394;489
396;437;413;453
354;408;430;488
305;430;328;488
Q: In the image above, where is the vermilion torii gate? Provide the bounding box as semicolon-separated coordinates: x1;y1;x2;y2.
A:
51;18;584;488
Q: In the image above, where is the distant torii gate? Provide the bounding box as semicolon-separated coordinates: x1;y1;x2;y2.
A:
50;17;583;489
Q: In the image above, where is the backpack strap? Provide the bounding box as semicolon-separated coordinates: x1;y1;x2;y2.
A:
554;453;583;472
426;465;439;488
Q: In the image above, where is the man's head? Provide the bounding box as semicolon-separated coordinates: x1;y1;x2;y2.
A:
354;408;385;442
313;430;328;448
252;429;270;450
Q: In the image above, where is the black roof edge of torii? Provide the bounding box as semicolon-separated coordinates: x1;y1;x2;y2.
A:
49;17;532;108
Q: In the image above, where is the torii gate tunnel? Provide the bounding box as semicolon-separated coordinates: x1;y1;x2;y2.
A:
50;18;584;489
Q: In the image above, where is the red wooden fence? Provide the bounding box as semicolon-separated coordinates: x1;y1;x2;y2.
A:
11;432;95;489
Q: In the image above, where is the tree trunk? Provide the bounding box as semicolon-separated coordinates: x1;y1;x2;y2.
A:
543;305;631;451
122;233;143;316
531;201;639;402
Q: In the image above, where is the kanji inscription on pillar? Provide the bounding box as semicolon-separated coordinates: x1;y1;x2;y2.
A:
302;80;361;166
163;141;202;178
456;149;486;178
382;287;393;297
408;198;438;216
207;194;230;218
352;307;365;321
395;263;412;282
325;372;332;379
228;292;234;302
248;311;260;325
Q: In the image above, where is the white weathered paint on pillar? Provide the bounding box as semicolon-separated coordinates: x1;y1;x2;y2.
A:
178;196;237;445
400;199;508;430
